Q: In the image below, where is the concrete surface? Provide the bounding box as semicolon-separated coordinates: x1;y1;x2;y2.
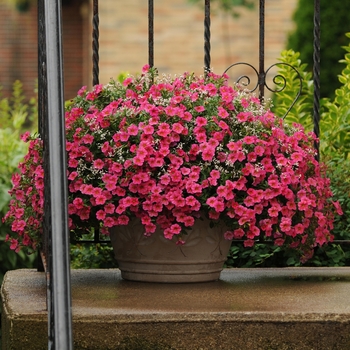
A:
2;267;350;349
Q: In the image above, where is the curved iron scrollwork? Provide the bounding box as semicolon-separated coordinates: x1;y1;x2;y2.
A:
223;62;302;119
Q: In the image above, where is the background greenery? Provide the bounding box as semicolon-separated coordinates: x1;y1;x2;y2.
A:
287;0;350;99
0;81;38;287
0;81;38;345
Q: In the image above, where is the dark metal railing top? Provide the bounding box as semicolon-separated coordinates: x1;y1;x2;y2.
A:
39;0;322;347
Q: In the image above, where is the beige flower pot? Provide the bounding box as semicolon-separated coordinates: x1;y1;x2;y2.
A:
109;217;231;283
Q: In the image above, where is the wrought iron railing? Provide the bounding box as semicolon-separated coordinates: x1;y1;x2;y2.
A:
37;0;329;347
38;0;72;348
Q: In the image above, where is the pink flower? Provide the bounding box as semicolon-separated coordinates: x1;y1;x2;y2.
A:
157;123;171;137
274;238;285;246
194;105;205;113
73;197;84;210
164;228;174;240
3;65;340;262
143;124;154;135
332;201;343;215
241;98;249;108
268;206;280;217
280;217;292;233
195;117;207;126
237;112;249;122
224;231;234;240
233;228;245;239
244;239;255;247
117;215;129;225
77;85;87;96
93;159;105;170
123;77;133;87
10;238;19;251
142;64;150;73
172;122;184;134
127;124;139;136
218;107;229;119
20;131;31;142
96;210;106;220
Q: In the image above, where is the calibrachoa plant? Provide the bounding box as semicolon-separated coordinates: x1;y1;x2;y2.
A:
3;65;343;262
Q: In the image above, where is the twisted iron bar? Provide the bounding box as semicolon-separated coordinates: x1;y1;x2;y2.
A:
92;0;99;86
258;0;265;100
224;62;302;119
149;0;154;68
204;0;211;76
313;0;321;161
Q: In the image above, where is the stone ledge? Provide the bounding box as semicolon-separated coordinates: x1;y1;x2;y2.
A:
2;267;350;349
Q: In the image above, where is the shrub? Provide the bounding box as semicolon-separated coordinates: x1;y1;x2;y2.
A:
0;81;37;286
287;0;350;99
229;35;350;268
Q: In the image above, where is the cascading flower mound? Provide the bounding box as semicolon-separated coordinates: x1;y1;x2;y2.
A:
3;65;343;262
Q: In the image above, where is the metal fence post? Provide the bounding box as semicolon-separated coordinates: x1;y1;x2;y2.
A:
40;0;73;348
313;0;321;160
204;0;211;74
149;0;154;68
92;0;99;86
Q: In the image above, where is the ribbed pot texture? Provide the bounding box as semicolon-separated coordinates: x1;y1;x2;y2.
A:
110;217;232;283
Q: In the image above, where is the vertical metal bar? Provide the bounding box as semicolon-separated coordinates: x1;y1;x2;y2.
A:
38;0;45;141
92;0;99;85
313;0;321;160
43;0;73;348
149;0;154;67
37;0;46;273
258;0;265;100
204;0;211;75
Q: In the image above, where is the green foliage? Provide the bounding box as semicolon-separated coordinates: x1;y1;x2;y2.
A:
326;158;350;240
274;38;350;162
70;243;116;269
226;38;350;268
0;80;37;285
320;33;350;160
271;50;314;131
226;242;302;268
70;229;116;269
287;0;350;99
227;154;350;268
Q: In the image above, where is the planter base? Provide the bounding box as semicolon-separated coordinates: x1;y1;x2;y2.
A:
110;217;232;283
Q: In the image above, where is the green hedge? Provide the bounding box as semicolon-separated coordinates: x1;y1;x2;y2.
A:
287;0;350;98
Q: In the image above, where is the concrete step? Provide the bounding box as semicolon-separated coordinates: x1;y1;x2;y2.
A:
2;267;350;350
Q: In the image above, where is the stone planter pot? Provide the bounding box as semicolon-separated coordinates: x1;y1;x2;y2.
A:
109;217;232;283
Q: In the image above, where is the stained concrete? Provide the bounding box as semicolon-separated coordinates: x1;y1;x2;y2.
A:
2;267;350;349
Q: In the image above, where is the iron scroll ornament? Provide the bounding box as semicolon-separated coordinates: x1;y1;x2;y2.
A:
223;62;303;119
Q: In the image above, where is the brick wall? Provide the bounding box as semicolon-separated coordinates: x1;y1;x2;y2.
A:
0;3;38;99
0;0;298;100
96;0;298;93
0;0;85;100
